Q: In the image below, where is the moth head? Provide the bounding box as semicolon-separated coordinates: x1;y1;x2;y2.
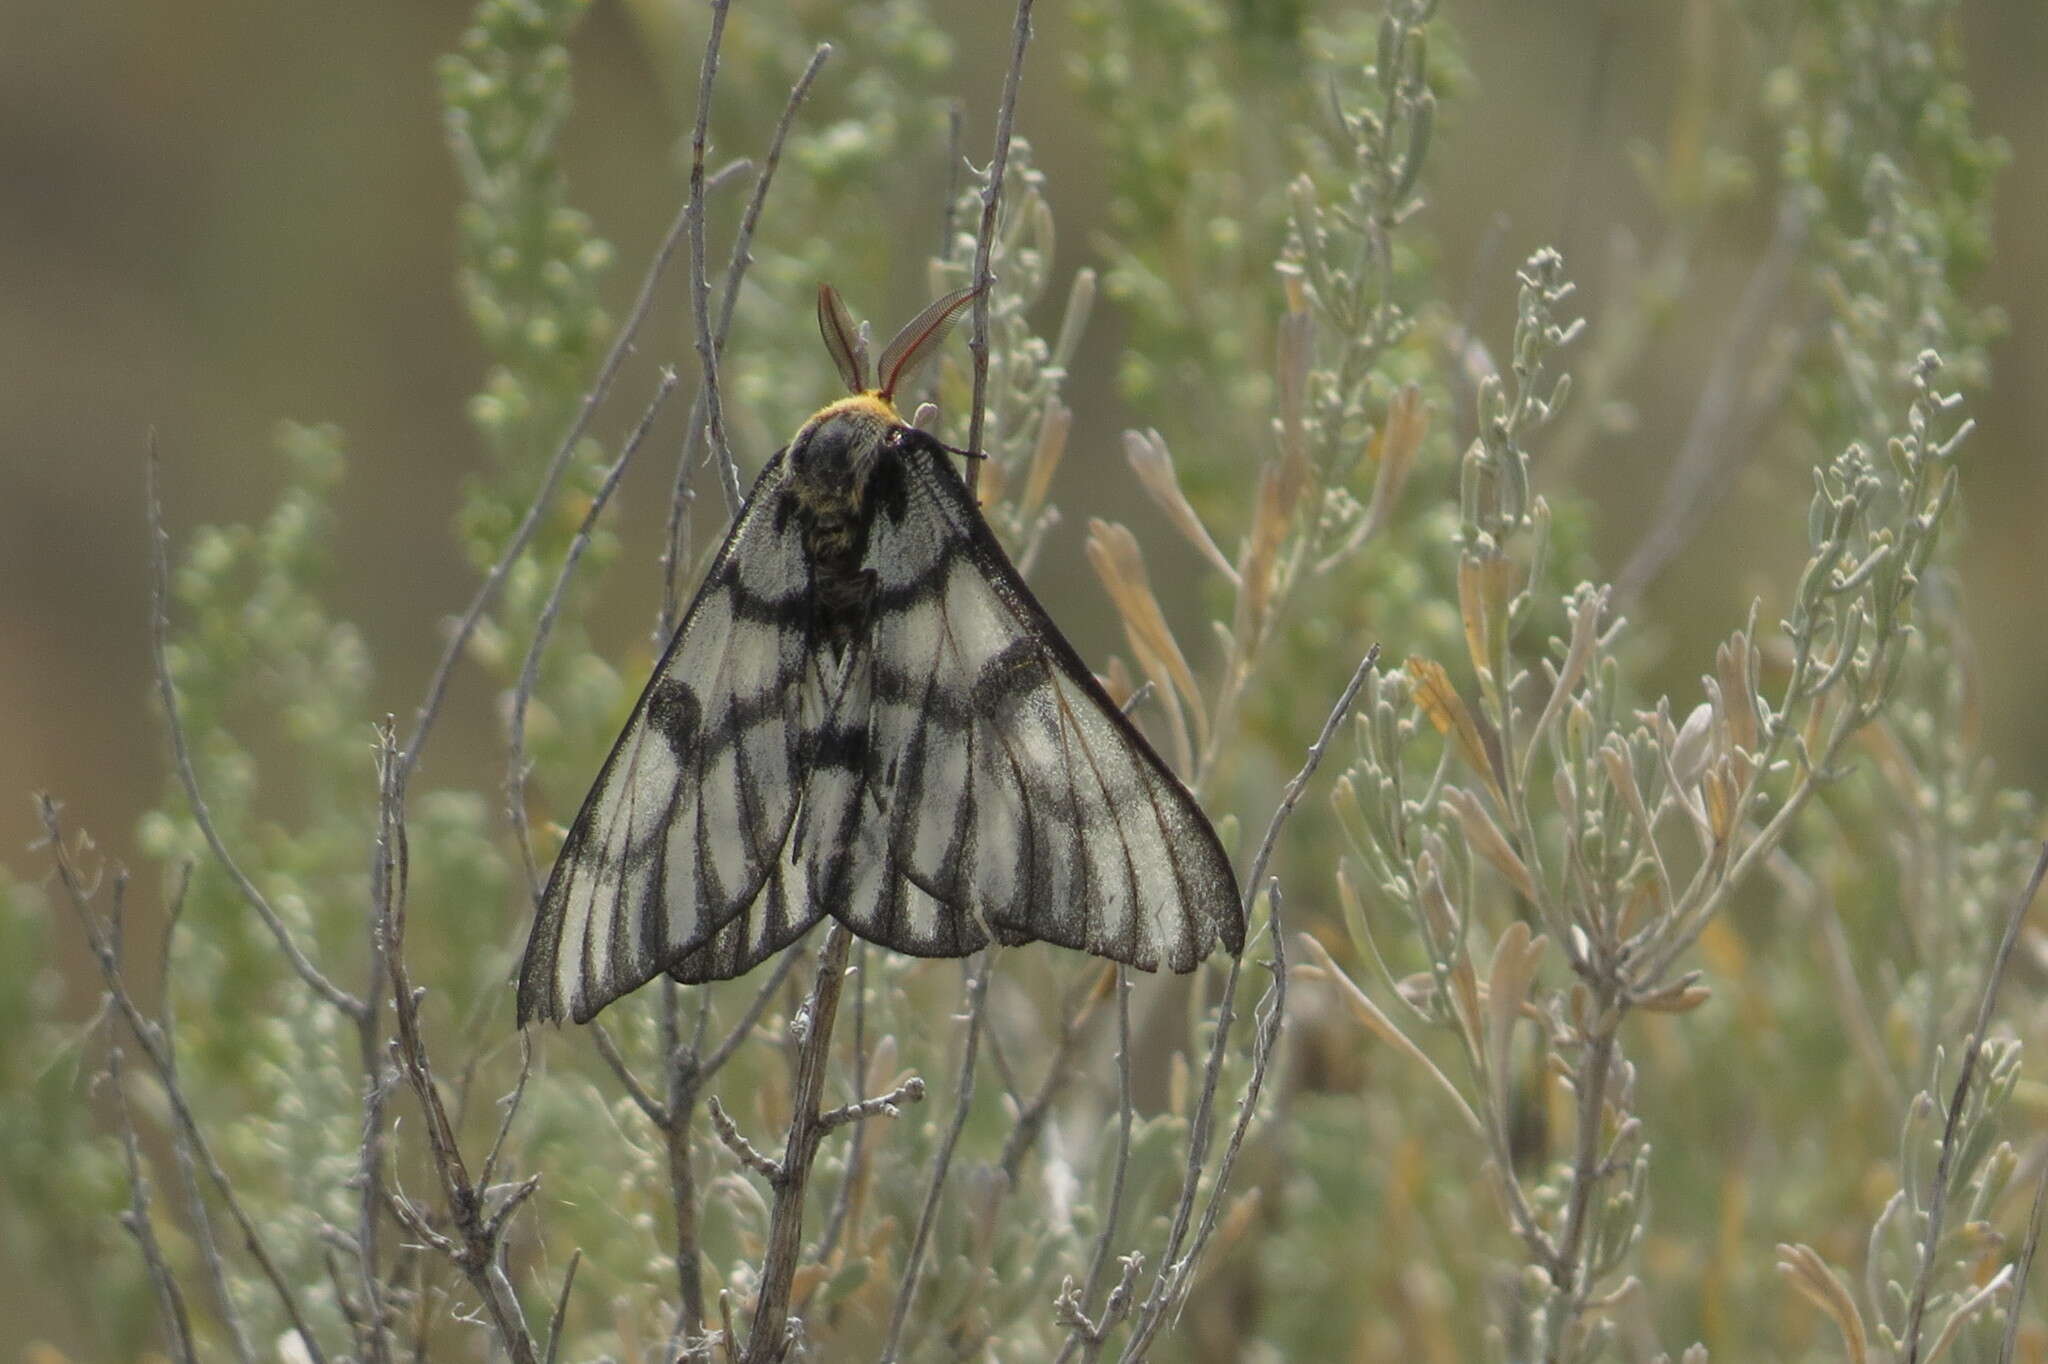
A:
788;393;902;492
793;284;983;494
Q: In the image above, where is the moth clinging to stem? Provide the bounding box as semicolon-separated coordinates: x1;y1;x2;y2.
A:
519;285;1242;1025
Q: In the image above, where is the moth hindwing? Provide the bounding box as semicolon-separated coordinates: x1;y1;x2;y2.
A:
517;285;1243;1025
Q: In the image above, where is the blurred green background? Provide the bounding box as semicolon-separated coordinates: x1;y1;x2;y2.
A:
4;0;2046;1354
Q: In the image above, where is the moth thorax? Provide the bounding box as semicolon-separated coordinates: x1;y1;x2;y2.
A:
787;396;899;516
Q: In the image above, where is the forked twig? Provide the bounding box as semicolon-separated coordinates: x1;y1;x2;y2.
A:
373;722;540;1364
738;926;855;1364
42;800;333;1364
109;1046;198;1364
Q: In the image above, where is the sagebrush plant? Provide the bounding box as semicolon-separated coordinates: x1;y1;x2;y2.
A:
8;0;2041;1360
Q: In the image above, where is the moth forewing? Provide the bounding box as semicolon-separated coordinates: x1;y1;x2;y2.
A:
517;286;1241;1027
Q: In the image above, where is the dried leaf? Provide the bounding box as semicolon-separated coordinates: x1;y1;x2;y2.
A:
1635;974;1710;1014
1240;456;1299;638
1407;656;1504;801
1087;519;1205;772
1123;429;1239;583
1019;395;1071;515
1775;1244;1869;1364
1716;631;1758;753
1298;932;1483;1136
1485;922;1546;1116
1443;785;1538;902
1457;551;1515;683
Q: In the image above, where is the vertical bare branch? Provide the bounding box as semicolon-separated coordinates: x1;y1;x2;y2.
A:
739;926;855;1363
146;860;259;1364
879;953;994;1362
687;0;742;515
661;45;830;635
662;41;833;640
812;942;871;1276
353;995;394;1364
1055;966;1136;1364
964;0;1037;499
373;722;541;1364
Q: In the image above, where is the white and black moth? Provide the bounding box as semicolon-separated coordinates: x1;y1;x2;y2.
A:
517;285;1242;1025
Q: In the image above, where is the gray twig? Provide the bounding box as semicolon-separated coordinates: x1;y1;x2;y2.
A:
687;0;741;515
663;42;834;637
812;942;871;1275
1122;646;1376;1358
542;1249;582;1364
41;800;332;1364
507;368;680;897
590;1021;666;1126
479;1031;536;1196
739;926;855;1364
998;967;1109;1181
154;861;257;1364
1177;880;1289;1299
702;946;806;1079
707;1095;784;1181
719;47;830;356
879;954;994;1362
1055;966;1135;1364
397;142;729;792
1243;645;1380;902
147;438;364;1020
1903;842;2048;1362
820;1076;926;1129
2000;1144;2048;1364
109;1046;198;1364
373;722;541;1364
964;0;1037;499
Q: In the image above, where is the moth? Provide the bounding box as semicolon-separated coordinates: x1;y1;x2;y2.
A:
518;285;1242;1025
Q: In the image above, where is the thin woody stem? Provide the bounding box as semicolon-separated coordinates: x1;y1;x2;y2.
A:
964;0;1036;499
739;926;855;1364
